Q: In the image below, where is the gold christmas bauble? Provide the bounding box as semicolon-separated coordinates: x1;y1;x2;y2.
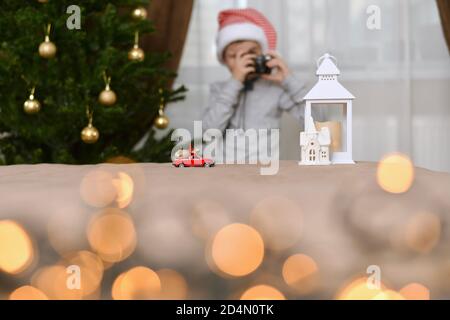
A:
132;7;148;20
39;36;57;59
154;114;169;129
98;88;117;106
37;0;48;3
128;45;145;62
81;124;99;144
23;96;41;114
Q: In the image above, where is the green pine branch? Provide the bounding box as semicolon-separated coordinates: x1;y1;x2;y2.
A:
0;0;186;164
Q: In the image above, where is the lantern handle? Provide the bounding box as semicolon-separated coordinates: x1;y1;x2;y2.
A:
316;53;337;68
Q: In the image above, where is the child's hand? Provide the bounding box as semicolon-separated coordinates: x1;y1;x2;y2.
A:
230;50;257;83
261;50;291;84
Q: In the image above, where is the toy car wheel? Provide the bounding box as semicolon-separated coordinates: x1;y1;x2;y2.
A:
179;163;184;167
204;163;210;167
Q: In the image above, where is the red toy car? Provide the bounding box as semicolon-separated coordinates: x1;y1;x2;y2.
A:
172;146;215;167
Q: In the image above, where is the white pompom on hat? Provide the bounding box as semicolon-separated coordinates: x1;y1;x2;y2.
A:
216;8;277;64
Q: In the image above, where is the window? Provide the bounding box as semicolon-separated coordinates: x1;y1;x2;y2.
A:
309;149;316;161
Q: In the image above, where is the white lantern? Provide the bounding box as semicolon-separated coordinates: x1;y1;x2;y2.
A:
302;53;355;164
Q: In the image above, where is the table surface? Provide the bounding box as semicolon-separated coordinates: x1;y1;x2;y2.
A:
1;161;449;299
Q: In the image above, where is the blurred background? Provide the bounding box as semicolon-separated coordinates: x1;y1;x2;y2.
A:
1;0;450;301
162;0;450;172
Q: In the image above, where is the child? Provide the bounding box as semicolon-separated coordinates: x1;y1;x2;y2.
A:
202;8;324;163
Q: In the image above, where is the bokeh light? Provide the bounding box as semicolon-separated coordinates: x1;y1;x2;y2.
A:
105;156;136;164
80;170;117;207
112;272;126;300
80;170;134;209
404;212;441;253
87;208;137;263
282;254;319;294
250;196;303;251
336;277;385;300
377;153;414;194
9;285;48;300
240;285;285;300
336;277;409;300
210;223;264;277
112;172;134;209
61;250;104;296
0;220;34;274
157;269;188;300
31;265;83;299
372;290;405;300
112;266;161;300
399;282;430;300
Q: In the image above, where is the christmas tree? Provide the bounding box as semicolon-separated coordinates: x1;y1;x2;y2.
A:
0;0;185;164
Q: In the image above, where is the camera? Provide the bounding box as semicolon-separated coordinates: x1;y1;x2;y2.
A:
253;54;272;74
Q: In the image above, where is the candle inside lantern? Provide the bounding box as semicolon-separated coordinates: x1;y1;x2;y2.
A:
315;121;342;152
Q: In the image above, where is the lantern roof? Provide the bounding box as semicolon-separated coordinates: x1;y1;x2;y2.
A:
304;53;355;100
316;53;340;76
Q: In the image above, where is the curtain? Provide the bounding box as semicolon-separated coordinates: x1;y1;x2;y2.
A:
142;0;194;87
437;0;450;53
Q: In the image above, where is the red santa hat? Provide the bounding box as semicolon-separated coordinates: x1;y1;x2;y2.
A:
216;8;277;63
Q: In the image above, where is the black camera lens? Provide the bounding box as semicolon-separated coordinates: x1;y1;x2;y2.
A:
253;54;272;74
